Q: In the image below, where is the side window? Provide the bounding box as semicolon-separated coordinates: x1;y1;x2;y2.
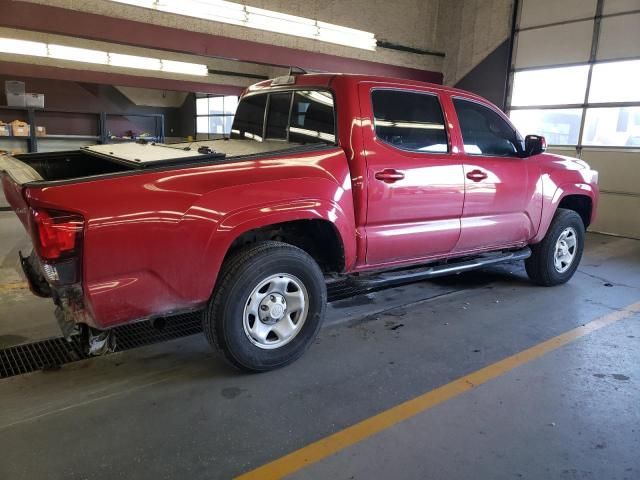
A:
371;90;448;153
231;90;336;144
453;98;523;156
265;92;292;140
231;94;267;140
289;90;336;144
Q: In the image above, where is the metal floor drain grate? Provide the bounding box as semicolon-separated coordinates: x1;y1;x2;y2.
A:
0;336;86;378
0;279;396;379
0;312;204;379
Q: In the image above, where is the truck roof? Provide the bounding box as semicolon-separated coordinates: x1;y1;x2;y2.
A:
245;73;483;102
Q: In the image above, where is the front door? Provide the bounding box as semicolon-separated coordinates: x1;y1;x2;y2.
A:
451;97;541;252
360;85;465;266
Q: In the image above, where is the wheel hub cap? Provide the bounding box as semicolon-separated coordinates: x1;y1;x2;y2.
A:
259;294;287;324
243;274;309;350
554;227;578;273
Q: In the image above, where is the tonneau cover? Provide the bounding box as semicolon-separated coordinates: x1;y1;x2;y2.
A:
0;153;44;184
83;143;224;168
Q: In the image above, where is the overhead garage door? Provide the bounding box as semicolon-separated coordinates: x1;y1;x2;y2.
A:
507;0;640;239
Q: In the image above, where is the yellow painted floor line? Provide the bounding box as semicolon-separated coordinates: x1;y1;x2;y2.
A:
235;301;640;480
0;282;28;292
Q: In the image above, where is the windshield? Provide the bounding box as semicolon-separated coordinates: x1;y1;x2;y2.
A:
231;90;336;145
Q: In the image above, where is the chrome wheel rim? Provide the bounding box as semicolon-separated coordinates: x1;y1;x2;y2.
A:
554;227;578;273
242;273;309;350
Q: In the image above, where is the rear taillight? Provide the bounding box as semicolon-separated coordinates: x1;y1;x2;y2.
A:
30;208;84;261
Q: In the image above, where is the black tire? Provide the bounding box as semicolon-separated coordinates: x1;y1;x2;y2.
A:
203;241;327;372
525;208;585;286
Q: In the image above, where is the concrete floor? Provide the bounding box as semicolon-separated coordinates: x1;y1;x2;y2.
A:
0;211;639;480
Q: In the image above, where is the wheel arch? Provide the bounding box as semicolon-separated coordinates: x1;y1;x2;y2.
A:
201;199;356;300
531;183;597;244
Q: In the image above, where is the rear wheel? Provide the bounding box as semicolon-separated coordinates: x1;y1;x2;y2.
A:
525;208;585;286
203;241;326;372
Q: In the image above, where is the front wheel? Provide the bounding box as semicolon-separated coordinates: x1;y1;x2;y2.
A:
525;208;585;286
203;241;327;372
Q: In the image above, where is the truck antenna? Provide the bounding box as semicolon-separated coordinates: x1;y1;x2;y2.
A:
288;66;307;75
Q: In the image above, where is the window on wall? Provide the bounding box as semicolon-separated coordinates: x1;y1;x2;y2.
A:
510;66;590;107
507;1;640;149
196;95;239;138
509;109;582;146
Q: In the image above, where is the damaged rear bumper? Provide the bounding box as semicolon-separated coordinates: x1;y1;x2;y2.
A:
20;250;96;340
19;250;51;298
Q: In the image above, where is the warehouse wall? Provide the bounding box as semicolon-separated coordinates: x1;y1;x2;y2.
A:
454;39;511;109
0;76;195;137
437;0;515;85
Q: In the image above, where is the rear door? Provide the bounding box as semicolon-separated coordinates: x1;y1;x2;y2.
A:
359;85;464;266
450;97;541;252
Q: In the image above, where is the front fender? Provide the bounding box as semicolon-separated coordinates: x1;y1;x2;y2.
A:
531;182;598;244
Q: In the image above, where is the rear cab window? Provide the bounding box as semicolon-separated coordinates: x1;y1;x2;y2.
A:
231;89;336;145
371;89;448;153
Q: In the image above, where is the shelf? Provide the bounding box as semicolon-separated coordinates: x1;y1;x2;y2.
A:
1;107;163;152
0;106;44;111
39;135;100;140
0;136;31;140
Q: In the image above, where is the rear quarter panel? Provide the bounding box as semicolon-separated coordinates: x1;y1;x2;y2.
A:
23;147;356;328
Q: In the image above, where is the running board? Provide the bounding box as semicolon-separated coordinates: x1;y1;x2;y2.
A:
350;247;531;290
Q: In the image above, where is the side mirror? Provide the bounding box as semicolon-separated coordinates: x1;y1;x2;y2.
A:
524;134;547;157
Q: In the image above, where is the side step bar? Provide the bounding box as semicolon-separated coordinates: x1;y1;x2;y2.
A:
350;247;531;290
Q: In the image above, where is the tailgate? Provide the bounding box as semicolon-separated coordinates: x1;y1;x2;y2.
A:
0;153;43;229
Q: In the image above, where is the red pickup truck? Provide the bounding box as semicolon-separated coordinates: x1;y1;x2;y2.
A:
1;73;598;371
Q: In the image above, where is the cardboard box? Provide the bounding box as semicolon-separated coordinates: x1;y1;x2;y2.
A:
5;81;25;96
10;120;30;137
6;93;26;107
0;122;10;136
5;81;26;107
35;126;47;137
25;93;44;109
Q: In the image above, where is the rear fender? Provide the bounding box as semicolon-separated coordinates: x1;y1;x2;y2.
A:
189;174;356;300
200;197;356;296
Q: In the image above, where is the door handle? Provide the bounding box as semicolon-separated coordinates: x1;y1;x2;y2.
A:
466;169;488;182
375;169;405;183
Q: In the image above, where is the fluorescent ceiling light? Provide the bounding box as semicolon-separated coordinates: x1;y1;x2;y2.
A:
109;0;378;50
110;53;162;70
49;44;109;64
0;37;208;76
161;59;208;76
0;38;48;57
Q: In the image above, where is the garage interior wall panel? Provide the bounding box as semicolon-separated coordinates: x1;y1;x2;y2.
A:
587;193;640;239
580;149;640;197
514;21;594;68
602;0;640;14
518;0;597;28
597;14;640;60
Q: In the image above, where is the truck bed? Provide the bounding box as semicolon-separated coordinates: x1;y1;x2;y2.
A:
0;139;305;185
